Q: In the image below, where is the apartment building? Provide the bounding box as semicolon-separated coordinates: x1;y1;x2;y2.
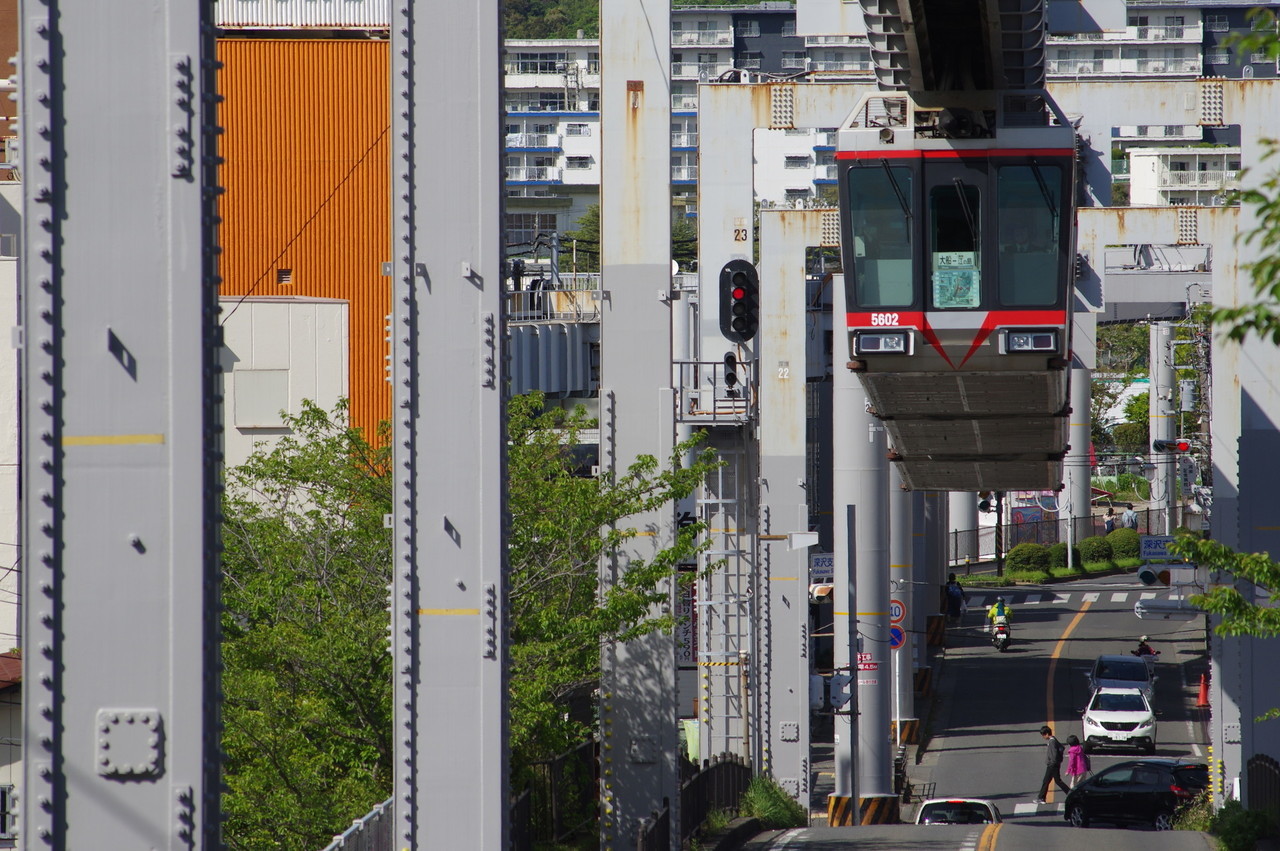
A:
1128;145;1243;205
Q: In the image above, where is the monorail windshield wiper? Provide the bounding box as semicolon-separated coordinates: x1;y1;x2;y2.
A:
1030;161;1059;221
952;177;977;243
880;158;912;226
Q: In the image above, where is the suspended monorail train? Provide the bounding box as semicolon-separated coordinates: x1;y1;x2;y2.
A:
838;90;1077;492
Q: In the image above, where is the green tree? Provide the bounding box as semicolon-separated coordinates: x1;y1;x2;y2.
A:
220;396;720;848
220;400;393;851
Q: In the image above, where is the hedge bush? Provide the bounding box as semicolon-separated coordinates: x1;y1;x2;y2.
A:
1106;527;1140;560
1006;542;1050;572
1078;535;1113;563
1048;541;1084;570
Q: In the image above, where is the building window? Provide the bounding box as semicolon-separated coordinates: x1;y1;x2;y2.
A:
1207;50;1230;64
1164;126;1181;136
1252;52;1272;63
784;155;811;169
784;188;811;202
506;213;558;250
566;123;590;137
565;156;592;170
737;20;760;38
587;53;601;74
784;128;809;136
0;786;13;840
741;52;763;69
1253;14;1276;31
1136;126;1150;136
781;51;806;69
782;20;796;36
587;93;600;111
1206;14;1229;32
505;52;568;74
506;91;567;113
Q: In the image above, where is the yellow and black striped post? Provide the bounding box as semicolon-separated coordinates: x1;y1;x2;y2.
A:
914;666;932;698
926;614;946;646
859;794;900;824
828;795;856;826
891;718;920;744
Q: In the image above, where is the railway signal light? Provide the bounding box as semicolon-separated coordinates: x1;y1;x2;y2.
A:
1152;439;1191;453
723;352;741;397
719;259;759;342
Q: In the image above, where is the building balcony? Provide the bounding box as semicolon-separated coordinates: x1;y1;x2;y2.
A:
810;59;873;73
805;35;863;46
1157;169;1240;189
672;62;733;79
1045;56;1201;76
1047;23;1202;44
506;166;563;183
672;165;698;181
1114;125;1201;141
505;133;563;150
672;30;734;46
672;94;699;111
671;132;698;148
814;163;838;180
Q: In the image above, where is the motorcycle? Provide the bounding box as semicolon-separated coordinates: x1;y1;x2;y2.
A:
1132;643;1160;674
991;616;1011;651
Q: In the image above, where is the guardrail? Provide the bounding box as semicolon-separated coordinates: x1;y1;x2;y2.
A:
320;798;392;851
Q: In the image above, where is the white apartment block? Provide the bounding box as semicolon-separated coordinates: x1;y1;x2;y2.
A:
1127;146;1242;207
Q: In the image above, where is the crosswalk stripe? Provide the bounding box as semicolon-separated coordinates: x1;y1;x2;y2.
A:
1082;592;1099;602
1023;594;1042;604
1111;592;1128;602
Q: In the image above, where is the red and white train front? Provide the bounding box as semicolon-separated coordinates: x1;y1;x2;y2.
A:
837;92;1077;492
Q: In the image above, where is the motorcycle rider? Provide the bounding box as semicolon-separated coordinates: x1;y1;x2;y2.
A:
1134;635;1156;657
986;596;1013;633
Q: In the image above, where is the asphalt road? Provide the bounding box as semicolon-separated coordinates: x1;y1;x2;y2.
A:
764;574;1213;850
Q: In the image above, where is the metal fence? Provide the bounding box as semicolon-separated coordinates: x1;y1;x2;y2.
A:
319;798;392;851
636;753;753;851
948;506;1171;566
511;739;599;848
1247;753;1280;817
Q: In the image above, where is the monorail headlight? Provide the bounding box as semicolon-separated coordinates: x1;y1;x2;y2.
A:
1002;329;1059;354
854;331;912;355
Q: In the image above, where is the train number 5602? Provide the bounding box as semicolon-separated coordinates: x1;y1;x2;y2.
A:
869;313;900;326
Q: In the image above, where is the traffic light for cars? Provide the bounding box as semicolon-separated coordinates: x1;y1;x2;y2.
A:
1152;439;1191;453
1137;565;1171;586
719;259;759;343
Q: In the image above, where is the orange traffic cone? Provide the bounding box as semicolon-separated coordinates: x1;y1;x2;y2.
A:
1197;673;1210;708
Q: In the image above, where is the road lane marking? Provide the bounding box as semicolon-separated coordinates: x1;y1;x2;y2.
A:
1045;599;1093;804
1053;593;1071;604
1111;592;1128;602
978;822;1004;851
1024;594;1043;604
1082;592;1099;602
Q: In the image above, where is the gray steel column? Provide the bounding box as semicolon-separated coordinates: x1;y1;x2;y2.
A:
831;303;859;811
598;0;679;844
889;470;915;741
1066;309;1097;541
759;210;823;802
1150;322;1176;534
910;491;928;675
854;406;891;798
390;1;508;846
20;0;222;845
948;492;977;570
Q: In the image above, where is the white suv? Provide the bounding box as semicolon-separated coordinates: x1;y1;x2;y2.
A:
1082;687;1156;753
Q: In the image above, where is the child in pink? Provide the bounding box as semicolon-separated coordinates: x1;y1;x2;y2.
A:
1065;735;1090;788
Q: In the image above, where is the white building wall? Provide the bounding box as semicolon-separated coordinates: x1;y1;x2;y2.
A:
215;0;390;28
0;184;18;657
219;297;349;469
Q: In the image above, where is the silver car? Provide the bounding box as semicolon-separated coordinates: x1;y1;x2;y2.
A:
1087;654;1155;700
914;798;1002;825
1082;687;1157;753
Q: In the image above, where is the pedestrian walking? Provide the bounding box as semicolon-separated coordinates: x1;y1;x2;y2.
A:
945;573;967;625
1035;725;1071;803
1121;503;1139;530
1103;507;1116;533
1064;735;1090;788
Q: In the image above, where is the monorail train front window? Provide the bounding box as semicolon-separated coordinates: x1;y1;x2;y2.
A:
929;181;981;309
997;165;1062;306
847;166;914;308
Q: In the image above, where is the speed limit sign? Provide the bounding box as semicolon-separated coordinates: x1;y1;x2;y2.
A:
890;599;906;624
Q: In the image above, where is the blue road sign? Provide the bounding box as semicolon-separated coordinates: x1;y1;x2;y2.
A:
889;625;906;649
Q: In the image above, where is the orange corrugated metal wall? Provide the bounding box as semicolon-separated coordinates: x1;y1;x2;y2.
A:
217;39;390;440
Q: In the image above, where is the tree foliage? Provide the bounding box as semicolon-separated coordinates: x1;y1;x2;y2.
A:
221;400;393;851
563;204;699;273
220;396;721;848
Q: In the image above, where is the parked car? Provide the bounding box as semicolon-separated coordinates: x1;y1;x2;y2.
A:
1088;654;1155;700
1082;686;1156;753
915;798;1002;825
1063;758;1207;830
